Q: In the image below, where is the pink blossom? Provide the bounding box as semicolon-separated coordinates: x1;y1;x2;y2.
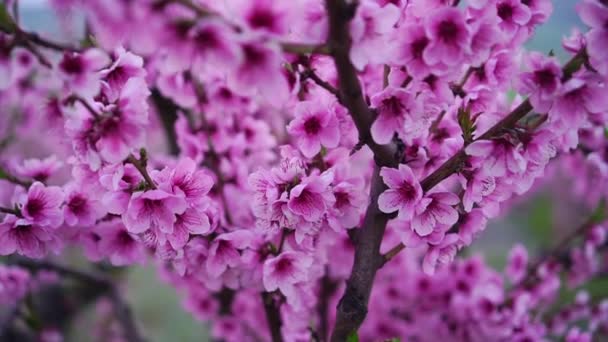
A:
157;158;214;201
577;0;608;75
287;101;340;158
350;1;400;69
495;0;532;37
288;172;335;222
465;138;527;177
422;233;460;275
96;220;146;266
506;243;528;284
18;182;64;228
517;52;562;112
411;191;459;237
63;183;103;227
168;207;212;250
122;190;187;234
58;49;109;98
378;164;423;219
392;23;431;79
423;7;470;68
263;251;313;296
0;216;58;258
13;156;63;183
0;265;30;305
370;87;423;145
206;231;253;276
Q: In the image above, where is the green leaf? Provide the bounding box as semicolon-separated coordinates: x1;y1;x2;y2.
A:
591;198;606;223
0;3;16;33
346;331;359;342
457;106;476;144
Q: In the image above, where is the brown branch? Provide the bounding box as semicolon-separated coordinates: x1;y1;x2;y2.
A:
316;273;338;341
0;166;32;188
126;153;157;190
300;68;342;103
7;259;146;342
261;292;283;342
323;1;400;339
420;48;587;192
150;89;180;156
0;206;21;217
282;42;330;55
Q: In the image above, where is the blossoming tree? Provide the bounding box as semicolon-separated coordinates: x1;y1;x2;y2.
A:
1;0;608;341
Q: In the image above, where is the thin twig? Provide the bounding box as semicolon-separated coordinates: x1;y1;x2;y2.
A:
301;68;342;103
126;153;157;190
0;166;32;188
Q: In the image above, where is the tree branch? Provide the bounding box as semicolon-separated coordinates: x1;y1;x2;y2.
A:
261;292;283;342
323;1;400;339
6;259;146;342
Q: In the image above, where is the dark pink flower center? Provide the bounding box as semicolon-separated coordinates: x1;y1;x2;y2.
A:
275;257;293;273
497;3;514;21
304;117;322;135
60;54;84;74
194;28;220;49
68;195;88;215
25;198;44;217
437;20;459;43
411;37;429;59
117;230;135;246
534;68;556;88
247;8;276;31
398;181;417;201
335;191;350;209
381;96;405;117
242;44;266;65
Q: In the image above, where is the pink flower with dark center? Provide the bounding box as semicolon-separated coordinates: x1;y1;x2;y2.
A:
422;233;460;275
63;184;102;227
370;87;422;145
231;39;288;107
96;220;145;266
287;101;340;158
206;231;253;276
157;158;214;201
393;23;431;79
0;216;58;258
495;0;532;37
18;182;64;228
58;49;109;98
123;189;187;234
95;77;150;164
190;19;242;71
517;52;563;112
423;7;470;67
0;265;30;305
411;192;459;237
100;47;145;101
262;251;313;296
288;172;335;222
378;164;423;219
14;156;63;183
577;0;608;75
506;243;528;283
465;138;527;177
240;0;288;36
551;72;608;129
167;207;212;250
349;1;399;69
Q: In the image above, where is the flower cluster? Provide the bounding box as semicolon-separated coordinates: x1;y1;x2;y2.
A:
0;0;607;341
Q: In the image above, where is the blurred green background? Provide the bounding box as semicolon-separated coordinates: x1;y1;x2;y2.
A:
17;1;587;341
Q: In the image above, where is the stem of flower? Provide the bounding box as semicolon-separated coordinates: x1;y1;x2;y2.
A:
126;153;157;190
